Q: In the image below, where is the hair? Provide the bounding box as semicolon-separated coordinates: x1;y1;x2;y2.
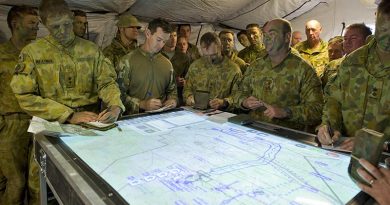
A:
378;0;390;16
170;24;178;34
39;0;73;24
200;32;221;49
72;9;87;17
237;30;247;37
328;36;343;47
218;29;234;38
178;24;191;32
346;23;372;39
246;23;260;30
148;18;171;34
7;5;38;33
263;19;292;35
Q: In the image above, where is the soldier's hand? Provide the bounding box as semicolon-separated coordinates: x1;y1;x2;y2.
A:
317;124;341;145
357;158;390;205
176;77;186;87
67;111;98;124
209;98;224;109
97;106;121;123
140;98;162;111
186;96;195;106
338;137;354;151
163;99;177;109
263;103;288;119
242;96;263;110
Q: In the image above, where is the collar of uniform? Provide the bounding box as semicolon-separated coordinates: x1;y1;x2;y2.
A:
45;35;76;49
138;47;160;59
298;39;327;55
263;49;294;69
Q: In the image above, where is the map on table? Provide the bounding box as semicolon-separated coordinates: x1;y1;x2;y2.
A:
61;110;360;205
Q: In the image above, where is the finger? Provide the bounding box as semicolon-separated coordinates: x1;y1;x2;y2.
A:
357;182;373;196
97;109;108;119
338;139;354;151
317;126;330;145
332;131;341;142
359;158;383;180
357;167;375;185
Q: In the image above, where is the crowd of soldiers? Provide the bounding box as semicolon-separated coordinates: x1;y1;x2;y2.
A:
0;0;389;204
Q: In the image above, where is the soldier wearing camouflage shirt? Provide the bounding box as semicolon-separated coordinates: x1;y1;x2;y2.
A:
11;0;124;126
219;30;248;74
162;28;191;106
103;13;141;72
118;18;177;115
238;23;267;64
294;20;329;77
184;32;242;111
238;19;323;131
317;2;390;151
178;24;201;62
322;23;372;90
0;6;39;205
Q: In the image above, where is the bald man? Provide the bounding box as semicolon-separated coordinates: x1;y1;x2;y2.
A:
291;31;302;47
294;20;329;77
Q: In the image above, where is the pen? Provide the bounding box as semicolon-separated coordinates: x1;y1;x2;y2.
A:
327;121;334;147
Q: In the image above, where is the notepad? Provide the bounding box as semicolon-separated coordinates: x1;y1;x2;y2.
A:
81;121;117;131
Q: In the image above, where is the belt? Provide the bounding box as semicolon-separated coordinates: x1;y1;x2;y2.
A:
1;113;31;120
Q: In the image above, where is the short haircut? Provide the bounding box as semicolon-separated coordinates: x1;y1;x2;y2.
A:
72;9;87;17
170;24;178;34
148;18;171;34
7;5;38;33
246;23;260;30
346;23;372;39
200;32;221;49
378;0;390;16
218;29;234;38
39;0;73;24
263;19;292;35
178;24;191;32
237;30;247;37
328;36;343;45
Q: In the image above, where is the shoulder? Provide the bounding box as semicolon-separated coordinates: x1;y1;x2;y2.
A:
342;43;370;67
75;37;100;51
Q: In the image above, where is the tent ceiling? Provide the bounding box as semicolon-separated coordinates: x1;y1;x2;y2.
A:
1;0;324;29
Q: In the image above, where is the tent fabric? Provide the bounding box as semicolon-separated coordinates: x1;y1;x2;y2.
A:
0;0;378;48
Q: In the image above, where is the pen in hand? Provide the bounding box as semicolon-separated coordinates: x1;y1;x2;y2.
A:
327;121;334;147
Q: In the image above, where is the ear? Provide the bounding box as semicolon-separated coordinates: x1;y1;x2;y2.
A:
144;28;151;38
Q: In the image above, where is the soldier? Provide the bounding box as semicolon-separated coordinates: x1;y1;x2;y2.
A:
184;32;242;111
237;30;250;48
237;19;323;131
322;24;372;91
317;0;390;151
0;6;39;205
72;9;88;39
161;26;191;106
327;36;344;61
291;31;302;47
117;18;177;114
238;23;266;64
11;0;124;124
103;13;141;71
219;30;247;73
294;20;329;77
178;24;201;61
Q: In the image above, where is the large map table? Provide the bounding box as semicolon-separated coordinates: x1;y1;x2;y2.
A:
35;110;362;205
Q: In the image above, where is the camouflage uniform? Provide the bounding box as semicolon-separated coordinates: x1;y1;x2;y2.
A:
294;39;329;77
322;39;390;137
187;43;201;62
322;57;345;98
237;50;324;131
117;48;177;115
10;35;125;123
183;57;242;111
103;37;137;73
237;44;266;64
162;51;191;106
0;40;31;205
228;51;248;74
